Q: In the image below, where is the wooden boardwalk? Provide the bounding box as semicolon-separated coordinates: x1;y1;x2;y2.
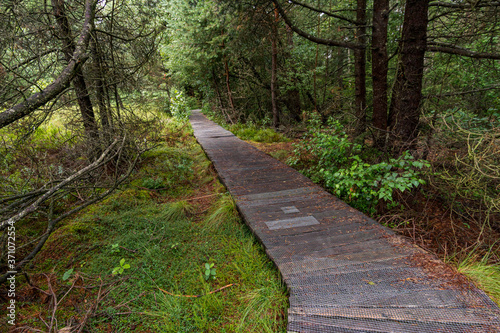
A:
190;110;500;332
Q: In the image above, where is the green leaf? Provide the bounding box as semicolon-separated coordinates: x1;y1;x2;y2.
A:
123;264;131;269
62;268;74;281
205;263;210;270
120;258;125;266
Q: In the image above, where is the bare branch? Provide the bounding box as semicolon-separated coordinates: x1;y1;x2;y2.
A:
94;28;156;42
0;138;119;231
426;84;500;98
1;49;58;73
0;138;146;285
271;0;364;50
429;1;500;8
288;0;359;25
427;41;500;59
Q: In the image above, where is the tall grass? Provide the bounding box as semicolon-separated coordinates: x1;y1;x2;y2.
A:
456;247;500;304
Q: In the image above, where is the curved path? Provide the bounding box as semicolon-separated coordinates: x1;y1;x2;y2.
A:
190;110;500;332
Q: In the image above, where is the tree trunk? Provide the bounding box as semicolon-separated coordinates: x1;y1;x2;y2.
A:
223;57;236;118
212;69;225;110
73;74;100;145
52;0;100;153
284;26;302;123
91;33;111;137
371;0;389;148
354;0;367;135
388;0;429;153
271;6;280;128
335;47;347;111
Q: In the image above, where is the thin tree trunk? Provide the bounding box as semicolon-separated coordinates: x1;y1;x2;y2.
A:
220;31;236;119
371;0;389;148
354;0;367;135
223;57;236;117
212;69;225;110
91;33;111;137
313;1;320;112
388;0;429;153
271;6;280;128
336;46;346;111
52;0;100;155
212;68;233;124
284;26;302;122
109;0;122;122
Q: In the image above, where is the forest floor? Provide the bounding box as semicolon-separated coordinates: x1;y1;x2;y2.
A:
2;118;288;332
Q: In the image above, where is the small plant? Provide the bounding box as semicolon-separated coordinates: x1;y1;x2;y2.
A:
112;258;131;275
204;263;216;281
62;268;74;281
142;177;164;189
110;243;120;253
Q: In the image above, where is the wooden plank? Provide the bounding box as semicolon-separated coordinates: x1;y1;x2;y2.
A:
289;306;500;326
265;216;321;230
287;313;496;333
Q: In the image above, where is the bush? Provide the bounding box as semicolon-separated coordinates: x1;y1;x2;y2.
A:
432;110;500;226
170;89;191;120
288;117;429;215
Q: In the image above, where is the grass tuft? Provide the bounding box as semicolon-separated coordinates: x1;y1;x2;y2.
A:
238;284;288;332
204;193;238;230
161;200;194;221
457;249;500;304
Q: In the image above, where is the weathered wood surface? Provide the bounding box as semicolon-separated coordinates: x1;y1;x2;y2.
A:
190;110;500;332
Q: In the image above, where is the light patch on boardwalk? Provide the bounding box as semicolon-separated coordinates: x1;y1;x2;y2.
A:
265;216;319;230
281;206;300;214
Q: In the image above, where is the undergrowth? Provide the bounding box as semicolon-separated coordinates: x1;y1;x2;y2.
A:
6;116;288;332
287;115;429;216
228;123;289;143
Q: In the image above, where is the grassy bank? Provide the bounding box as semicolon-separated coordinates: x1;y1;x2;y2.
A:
6;117;288;332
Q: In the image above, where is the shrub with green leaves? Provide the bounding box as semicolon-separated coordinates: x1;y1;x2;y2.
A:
288;117;429;215
169;89;191;120
324;152;429;214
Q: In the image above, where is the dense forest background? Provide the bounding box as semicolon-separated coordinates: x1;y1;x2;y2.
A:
162;0;500;257
1;0;500;329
